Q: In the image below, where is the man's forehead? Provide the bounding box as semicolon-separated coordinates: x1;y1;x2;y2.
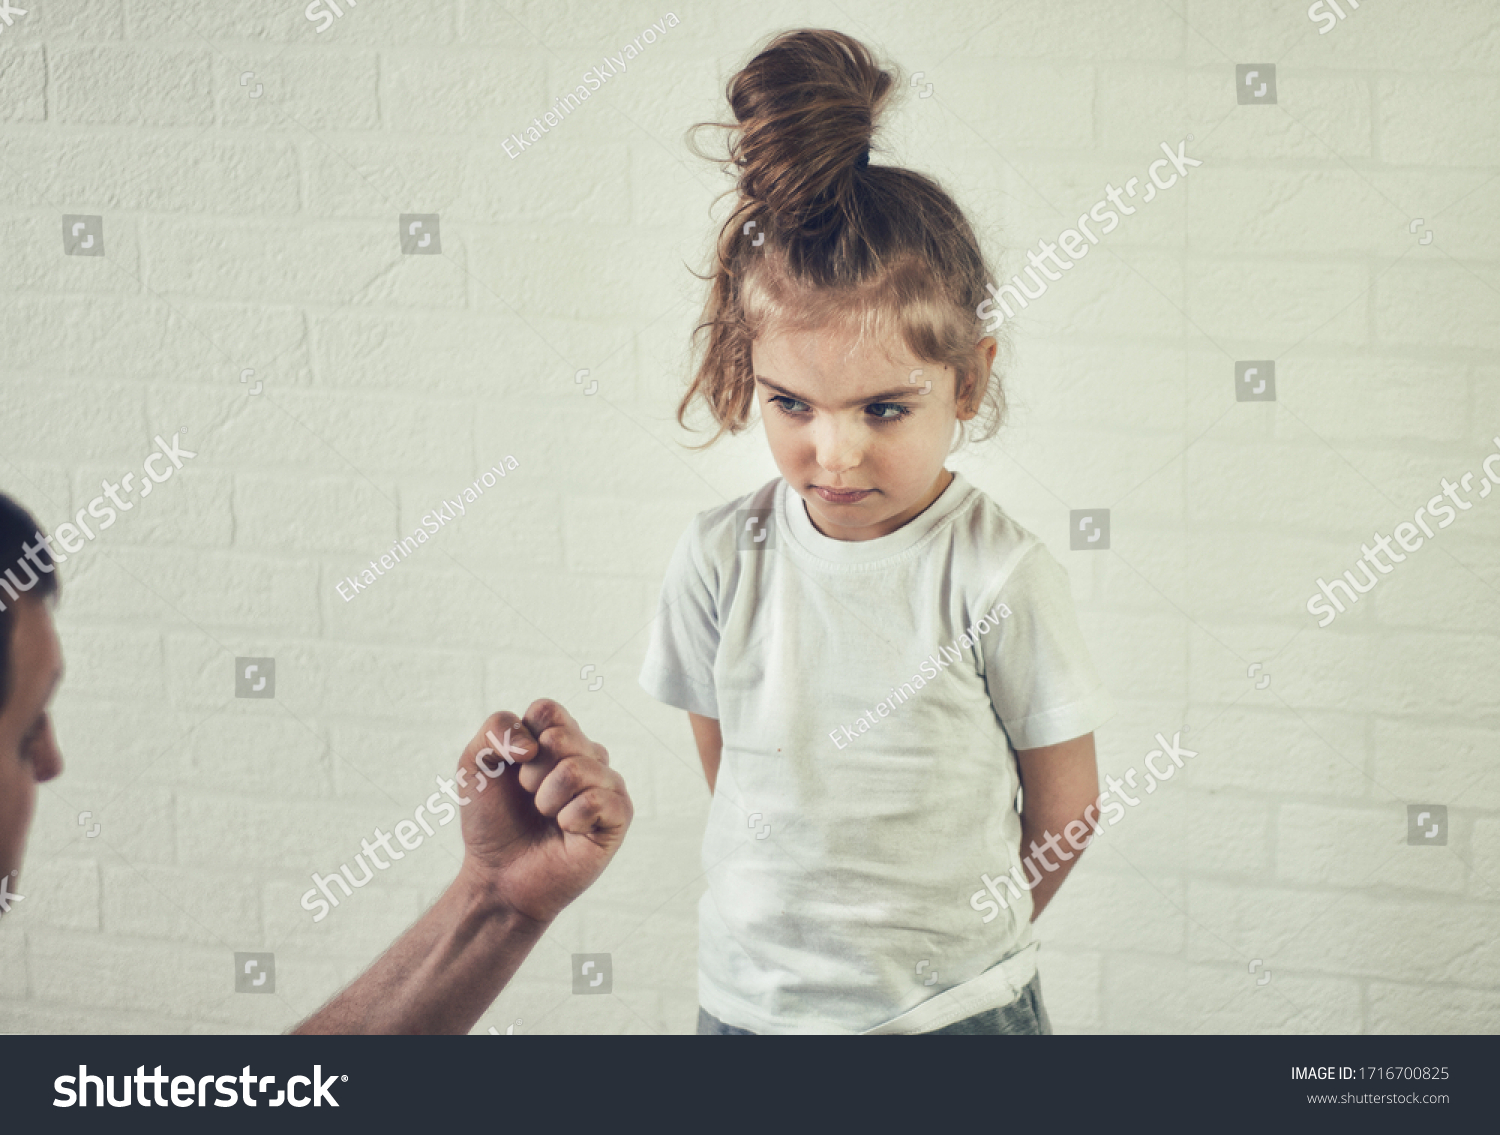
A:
10;599;63;696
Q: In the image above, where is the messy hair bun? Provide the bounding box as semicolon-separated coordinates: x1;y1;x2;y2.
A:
681;28;1007;448
728;30;892;252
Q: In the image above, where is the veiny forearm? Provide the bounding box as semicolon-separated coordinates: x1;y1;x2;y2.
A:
293;863;549;1035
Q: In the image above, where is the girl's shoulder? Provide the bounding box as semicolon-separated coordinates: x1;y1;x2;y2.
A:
942;479;1070;606
664;477;782;577
946;476;1042;556
681;476;779;546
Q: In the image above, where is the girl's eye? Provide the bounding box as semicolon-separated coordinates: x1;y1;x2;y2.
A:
767;395;911;421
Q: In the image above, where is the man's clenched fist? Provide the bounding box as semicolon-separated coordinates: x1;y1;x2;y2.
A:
293;698;633;1033
454;699;632;925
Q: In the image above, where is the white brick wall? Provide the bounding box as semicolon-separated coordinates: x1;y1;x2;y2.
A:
1;0;1497;1034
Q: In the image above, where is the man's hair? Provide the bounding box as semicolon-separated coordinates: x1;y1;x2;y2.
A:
0;493;59;716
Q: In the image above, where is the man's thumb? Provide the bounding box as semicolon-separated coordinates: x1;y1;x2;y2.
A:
484;720;535;766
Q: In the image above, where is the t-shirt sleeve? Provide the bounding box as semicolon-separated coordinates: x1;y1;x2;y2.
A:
638;519;722;719
979;542;1114;751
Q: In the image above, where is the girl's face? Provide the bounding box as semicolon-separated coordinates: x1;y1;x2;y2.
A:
752;325;995;542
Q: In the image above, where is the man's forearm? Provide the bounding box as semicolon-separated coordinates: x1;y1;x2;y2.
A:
293;862;549;1035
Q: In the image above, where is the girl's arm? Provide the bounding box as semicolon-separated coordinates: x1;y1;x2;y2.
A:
688;711;722;793
1015;732;1099;920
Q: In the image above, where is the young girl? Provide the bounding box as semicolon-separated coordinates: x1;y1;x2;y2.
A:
639;29;1113;1035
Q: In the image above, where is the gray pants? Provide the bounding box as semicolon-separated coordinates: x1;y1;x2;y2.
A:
696;971;1054;1035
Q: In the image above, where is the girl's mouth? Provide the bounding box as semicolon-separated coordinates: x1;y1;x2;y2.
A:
812;485;875;504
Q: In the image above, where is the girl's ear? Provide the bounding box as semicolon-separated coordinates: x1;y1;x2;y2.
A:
954;369;980;422
956;337;999;421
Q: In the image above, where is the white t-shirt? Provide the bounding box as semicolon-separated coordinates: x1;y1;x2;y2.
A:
638;472;1113;1034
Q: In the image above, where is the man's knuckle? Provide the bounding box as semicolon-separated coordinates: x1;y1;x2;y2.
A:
555;755;588;791
529;697;565;722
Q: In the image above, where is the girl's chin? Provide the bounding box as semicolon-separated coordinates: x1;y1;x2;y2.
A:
804;500;903;541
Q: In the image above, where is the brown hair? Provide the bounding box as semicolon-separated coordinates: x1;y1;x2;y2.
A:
679;28;1007;447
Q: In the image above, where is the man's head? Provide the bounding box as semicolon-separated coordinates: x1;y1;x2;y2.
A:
0;493;64;892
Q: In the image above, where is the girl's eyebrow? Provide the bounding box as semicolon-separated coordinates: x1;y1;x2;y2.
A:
754;375;920;408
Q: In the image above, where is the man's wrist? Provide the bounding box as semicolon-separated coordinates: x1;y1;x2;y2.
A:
453;859;554;939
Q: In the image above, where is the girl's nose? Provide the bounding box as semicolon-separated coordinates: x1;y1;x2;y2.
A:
814;416;863;475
